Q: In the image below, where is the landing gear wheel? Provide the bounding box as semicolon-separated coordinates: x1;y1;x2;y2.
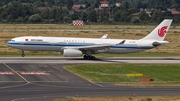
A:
21;51;25;57
21;54;25;57
91;56;96;60
83;55;96;60
83;55;88;60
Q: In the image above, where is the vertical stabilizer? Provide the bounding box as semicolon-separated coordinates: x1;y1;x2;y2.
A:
140;19;172;41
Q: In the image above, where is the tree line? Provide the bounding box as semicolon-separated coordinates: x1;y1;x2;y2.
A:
0;0;180;24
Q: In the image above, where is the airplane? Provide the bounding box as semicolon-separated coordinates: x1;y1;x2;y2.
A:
6;19;172;60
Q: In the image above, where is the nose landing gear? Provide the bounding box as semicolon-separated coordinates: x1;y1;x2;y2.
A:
21;51;25;57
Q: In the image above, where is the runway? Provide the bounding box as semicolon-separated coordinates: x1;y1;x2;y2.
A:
0;57;180;101
0;57;180;64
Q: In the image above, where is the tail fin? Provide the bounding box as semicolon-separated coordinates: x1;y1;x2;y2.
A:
140;19;172;41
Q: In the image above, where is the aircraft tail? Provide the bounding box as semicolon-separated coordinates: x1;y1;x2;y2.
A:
140;19;172;41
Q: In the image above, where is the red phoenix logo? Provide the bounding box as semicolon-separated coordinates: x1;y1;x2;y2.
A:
158;26;168;37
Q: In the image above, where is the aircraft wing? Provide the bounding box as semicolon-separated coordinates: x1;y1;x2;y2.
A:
62;40;125;51
78;45;111;51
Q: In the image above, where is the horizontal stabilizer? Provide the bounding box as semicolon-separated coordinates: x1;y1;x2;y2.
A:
152;41;169;47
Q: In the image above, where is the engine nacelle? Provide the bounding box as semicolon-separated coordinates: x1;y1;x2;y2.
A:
63;49;82;57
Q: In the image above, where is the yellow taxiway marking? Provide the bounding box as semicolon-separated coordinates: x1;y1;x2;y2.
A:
3;63;30;84
127;74;143;76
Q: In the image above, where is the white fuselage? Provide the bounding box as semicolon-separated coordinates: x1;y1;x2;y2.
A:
6;36;155;54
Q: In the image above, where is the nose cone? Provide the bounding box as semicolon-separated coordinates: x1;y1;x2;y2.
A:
6;41;11;46
6;41;15;47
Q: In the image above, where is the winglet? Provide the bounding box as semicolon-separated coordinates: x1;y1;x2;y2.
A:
101;34;108;39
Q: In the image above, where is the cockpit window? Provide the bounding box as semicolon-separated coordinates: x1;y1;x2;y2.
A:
11;40;15;42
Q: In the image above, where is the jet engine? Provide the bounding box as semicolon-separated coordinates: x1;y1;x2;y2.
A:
63;49;82;57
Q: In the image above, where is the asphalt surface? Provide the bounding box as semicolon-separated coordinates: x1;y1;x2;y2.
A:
0;57;180;64
0;57;180;101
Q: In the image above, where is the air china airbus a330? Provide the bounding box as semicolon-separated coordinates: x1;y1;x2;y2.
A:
6;19;172;60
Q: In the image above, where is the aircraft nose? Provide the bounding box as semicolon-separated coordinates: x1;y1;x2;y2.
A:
6;41;11;45
6;41;14;46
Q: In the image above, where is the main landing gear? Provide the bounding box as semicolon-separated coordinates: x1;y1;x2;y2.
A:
83;50;96;60
21;51;25;57
83;54;96;60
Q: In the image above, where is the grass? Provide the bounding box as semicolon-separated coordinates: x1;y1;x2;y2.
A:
65;64;180;83
53;96;180;101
